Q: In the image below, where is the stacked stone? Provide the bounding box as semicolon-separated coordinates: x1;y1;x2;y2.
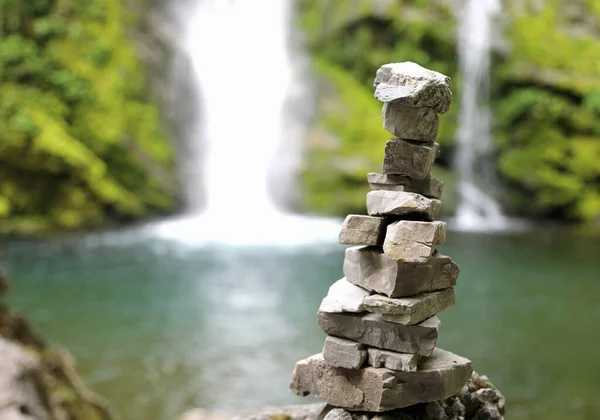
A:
290;62;473;413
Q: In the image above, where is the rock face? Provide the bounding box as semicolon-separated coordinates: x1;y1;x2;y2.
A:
318;312;439;356
290;349;472;412
363;289;455;325
323;336;367;369
383;221;446;262
373;62;452;114
366;191;441;220
382;139;438;180
344;247;459;298
382;103;439;142
319;278;371;314
367;173;443;199
339;215;387;246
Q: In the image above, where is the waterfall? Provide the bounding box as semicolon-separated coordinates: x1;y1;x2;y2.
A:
147;0;340;246
454;0;510;231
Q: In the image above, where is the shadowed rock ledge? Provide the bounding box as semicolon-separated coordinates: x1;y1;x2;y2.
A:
179;371;505;420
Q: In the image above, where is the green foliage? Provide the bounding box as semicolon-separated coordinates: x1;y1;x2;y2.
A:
0;0;176;236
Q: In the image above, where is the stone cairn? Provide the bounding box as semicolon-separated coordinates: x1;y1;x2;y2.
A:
290;62;473;414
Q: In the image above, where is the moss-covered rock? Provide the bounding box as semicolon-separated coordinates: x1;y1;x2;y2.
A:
298;0;600;222
0;0;178;237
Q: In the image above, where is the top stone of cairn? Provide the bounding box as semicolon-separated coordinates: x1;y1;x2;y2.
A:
374;62;452;114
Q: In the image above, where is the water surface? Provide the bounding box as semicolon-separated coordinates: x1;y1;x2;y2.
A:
3;225;599;420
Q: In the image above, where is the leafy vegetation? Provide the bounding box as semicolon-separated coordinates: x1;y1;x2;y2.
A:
0;0;176;236
298;0;600;222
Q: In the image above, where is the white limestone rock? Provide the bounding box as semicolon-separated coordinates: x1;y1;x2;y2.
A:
363;288;456;325
374;62;452;114
319;278;371;314
367;173;443;199
323;336;367;370
366;191;441;221
343;246;459;298
290;348;473;412
382;102;439;142
339;215;386;246
382;139;439;180
367;348;419;372
318;311;439;356
383;221;446;262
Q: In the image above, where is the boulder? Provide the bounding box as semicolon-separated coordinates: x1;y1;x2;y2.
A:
363;288;456;325
343;246;459;298
367;173;443;199
317;311;439;356
323;336;367;370
366;191;441;221
290;348;472;412
382;139;438;180
319;278;371;314
367;348;419;372
373;62;452;114
382;103;439;142
383;221;446;262
339;215;387;246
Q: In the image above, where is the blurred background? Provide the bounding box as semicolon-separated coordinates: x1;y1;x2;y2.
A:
0;0;599;419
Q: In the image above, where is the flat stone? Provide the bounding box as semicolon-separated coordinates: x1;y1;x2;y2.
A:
367;348;419;372
319;278;371;314
343;246;459;298
373;62;452;114
383;221;446;262
323;336;367;370
366;191;441;221
367;173;443;199
382;103;439;142
363;288;456;325
382;139;438;180
339;215;386;246
290;348;472;412
317;311;439;356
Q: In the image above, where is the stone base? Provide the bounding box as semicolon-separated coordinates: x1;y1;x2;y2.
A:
290;349;473;412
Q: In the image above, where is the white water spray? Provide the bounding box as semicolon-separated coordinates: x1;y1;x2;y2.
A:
454;0;511;231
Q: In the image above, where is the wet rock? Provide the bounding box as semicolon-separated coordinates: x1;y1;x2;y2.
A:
290;349;472;412
367;348;419;372
323;336;367;370
382;103;439;142
366;191;441;221
319;278;371;314
317;311;439;356
367;173;443;199
383;221;446;262
339;215;387;246
374;62;452;114
382;139;438;180
343;247;459;298
363;288;455;325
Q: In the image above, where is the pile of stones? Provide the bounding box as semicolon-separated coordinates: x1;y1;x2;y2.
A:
290;62;473;413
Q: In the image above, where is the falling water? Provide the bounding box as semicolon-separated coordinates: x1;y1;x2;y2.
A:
454;0;511;231
147;0;340;246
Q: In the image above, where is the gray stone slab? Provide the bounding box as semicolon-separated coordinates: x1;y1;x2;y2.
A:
323;336;367;370
363;288;456;325
382;103;439;142
382;138;438;180
367;173;443;199
373;62;452;114
317;311;439;356
383;221;446;262
319;278;371;314
343;246;459;298
367;348;419;372
339;215;386;246
366;191;441;221
290;348;472;412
